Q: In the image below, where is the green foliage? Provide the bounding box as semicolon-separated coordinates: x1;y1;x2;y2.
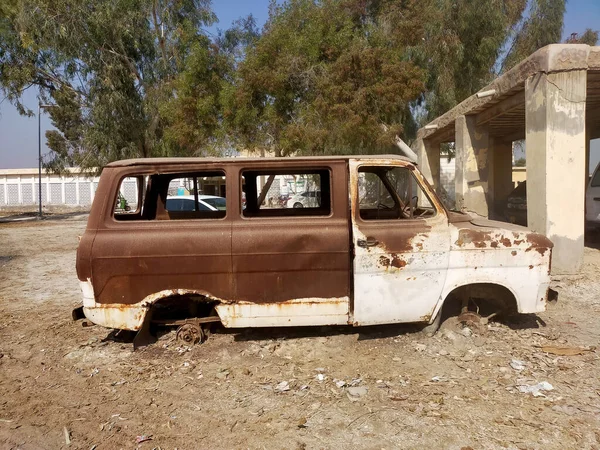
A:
222;0;426;156
0;0;217;172
514;157;526;167
414;0;528;121
565;29;599;46
0;0;572;167
502;0;566;72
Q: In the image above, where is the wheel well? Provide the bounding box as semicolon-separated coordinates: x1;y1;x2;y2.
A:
149;294;220;323
442;283;518;318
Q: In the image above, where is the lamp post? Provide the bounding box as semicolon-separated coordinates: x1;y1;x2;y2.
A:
38;103;54;219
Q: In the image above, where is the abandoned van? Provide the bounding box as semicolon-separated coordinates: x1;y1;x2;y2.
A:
74;156;553;347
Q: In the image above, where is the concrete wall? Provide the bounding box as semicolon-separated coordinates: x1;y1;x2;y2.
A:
525;70;587;273
454;115;491;216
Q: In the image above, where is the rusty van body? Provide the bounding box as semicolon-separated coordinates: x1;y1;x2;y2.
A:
75;156;553;343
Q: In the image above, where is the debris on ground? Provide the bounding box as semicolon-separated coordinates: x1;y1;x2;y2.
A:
274;381;290;393
517;381;554;397
215;369;230;380
334;379;346;388
346;386;368;401
135;435;153;444
510;359;526;371
538;345;595;356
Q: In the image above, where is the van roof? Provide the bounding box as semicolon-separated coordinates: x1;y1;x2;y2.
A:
106;154;416;167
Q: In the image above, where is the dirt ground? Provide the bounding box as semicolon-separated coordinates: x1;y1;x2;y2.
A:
1;217;600;450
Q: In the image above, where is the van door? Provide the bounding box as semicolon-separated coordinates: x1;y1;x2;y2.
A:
349;159;451;325
223;162;351;328
586;162;600;223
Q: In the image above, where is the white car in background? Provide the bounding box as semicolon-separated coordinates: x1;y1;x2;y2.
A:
586;161;600;224
505;161;600;226
166;195;226;212
286;191;321;208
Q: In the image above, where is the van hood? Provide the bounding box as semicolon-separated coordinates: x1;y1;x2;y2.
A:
448;213;553;253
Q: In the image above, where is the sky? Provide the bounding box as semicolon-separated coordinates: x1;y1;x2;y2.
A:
1;0;599;170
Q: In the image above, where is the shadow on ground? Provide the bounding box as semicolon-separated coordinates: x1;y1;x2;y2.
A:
585;225;600;250
0;210;89;223
94;313;546;351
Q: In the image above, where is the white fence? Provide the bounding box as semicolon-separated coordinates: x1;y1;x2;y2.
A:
0;168;100;207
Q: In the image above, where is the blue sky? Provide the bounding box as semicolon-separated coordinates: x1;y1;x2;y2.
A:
1;0;599;169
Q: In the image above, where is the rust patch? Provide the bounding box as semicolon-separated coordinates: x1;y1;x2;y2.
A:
513;239;524;245
511;250;517;256
379;256;391;267
525;234;550;255
390;256;406;268
415;242;423;250
500;237;511;247
380;253;407;269
527;233;553;250
455;228;491;248
529;265;534;269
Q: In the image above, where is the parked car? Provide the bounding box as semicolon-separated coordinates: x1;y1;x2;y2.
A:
586;161;600;223
504;182;528;226
165;195;223;212
505;161;600;226
74;156;553;348
287;190;321;208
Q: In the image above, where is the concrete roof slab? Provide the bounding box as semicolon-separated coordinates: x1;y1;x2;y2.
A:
418;44;599;143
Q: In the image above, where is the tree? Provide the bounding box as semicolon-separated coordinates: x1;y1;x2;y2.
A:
222;0;426;156
413;0;528;121
501;0;566;72
565;29;599;46
0;0;218;172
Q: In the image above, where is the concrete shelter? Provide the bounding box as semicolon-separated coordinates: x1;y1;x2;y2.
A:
413;44;600;274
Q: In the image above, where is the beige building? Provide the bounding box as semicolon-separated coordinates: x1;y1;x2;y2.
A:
413;44;600;274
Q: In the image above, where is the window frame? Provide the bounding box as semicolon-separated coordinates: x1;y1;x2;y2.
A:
354;163;439;223
239;167;334;219
161;171;228;220
112;175;146;220
109;169;228;223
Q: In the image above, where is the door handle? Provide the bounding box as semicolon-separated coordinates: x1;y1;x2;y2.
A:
357;237;379;248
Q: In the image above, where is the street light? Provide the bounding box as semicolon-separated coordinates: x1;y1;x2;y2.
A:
38;103;55;219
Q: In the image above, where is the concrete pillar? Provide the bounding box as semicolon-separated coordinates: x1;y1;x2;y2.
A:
455;115;491;216
491;138;514;220
415;138;441;194
525;70;587;274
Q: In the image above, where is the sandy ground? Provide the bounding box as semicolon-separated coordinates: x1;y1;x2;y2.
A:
1;217;600;449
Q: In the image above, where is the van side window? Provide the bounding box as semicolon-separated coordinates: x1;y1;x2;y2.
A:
358;166;435;220
241;169;330;217
114;176;146;221
160;171;227;220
